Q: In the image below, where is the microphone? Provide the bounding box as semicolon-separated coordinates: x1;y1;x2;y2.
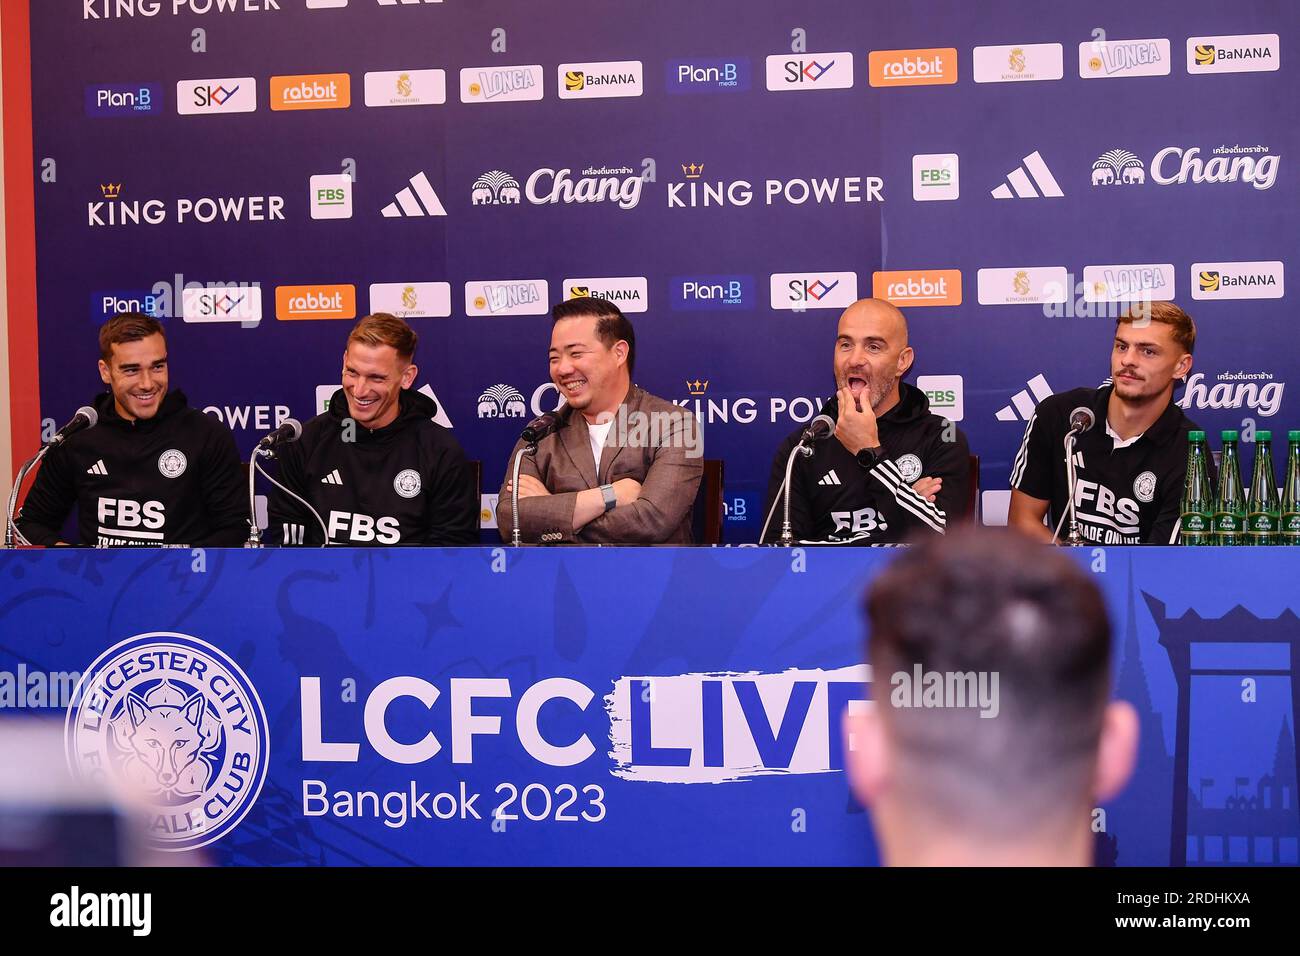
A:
521;412;559;445
801;414;835;444
1068;407;1095;435
47;406;97;446
256;418;303;450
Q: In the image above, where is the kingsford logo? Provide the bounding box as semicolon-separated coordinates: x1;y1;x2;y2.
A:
64;632;269;851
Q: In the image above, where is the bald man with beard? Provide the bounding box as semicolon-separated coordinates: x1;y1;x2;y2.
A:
761;298;971;544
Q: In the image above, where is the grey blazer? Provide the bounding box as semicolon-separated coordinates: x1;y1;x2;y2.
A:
495;385;703;543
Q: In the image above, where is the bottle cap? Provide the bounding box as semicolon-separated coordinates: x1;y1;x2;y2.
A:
1257;430;1272;441
1222;430;1239;441
1188;430;1205;441
1290;430;1300;441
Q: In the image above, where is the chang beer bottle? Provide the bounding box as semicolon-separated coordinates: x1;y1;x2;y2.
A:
1213;430;1246;546
1281;430;1300;545
1246;430;1280;546
1179;431;1213;545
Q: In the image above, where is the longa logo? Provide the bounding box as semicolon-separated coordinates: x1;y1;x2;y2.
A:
64;632;269;851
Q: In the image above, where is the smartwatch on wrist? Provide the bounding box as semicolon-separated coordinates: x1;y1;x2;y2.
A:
600;483;617;512
855;446;883;470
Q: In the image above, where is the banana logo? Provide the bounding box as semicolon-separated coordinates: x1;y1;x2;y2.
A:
569;286;590;298
1199;271;1220;292
565;71;585;91
1195;44;1216;66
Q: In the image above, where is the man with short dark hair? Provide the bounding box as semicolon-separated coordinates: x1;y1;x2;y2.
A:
268;313;478;546
496;297;702;543
17;312;246;547
1008;301;1209;544
761;298;970;544
845;529;1137;866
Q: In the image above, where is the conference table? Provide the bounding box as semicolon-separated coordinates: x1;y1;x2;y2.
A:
0;546;1294;866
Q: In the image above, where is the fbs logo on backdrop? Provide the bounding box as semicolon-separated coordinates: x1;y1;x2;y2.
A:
465;280;549;316
473;166;644;210
88;184;286;227
916;375;964;422
1082;263;1175;303
363;69;447;107
310;174;352;220
270;73;350;110
1187;34;1279;74
275;285;356;321
182;285;263;325
764;53;854;91
912;153;959;201
368;282;452;318
868;48;958;86
459;65;544;103
64;632;269;851
176;77;256;115
990;150;1063;198
770;272;859;310
873;269;962;307
977;267;1068;306
972;43;1063;82
85;84;161;117
562;277;648;312
1192;261;1284;300
1079;38;1170;78
381;171;448;217
670;276;754;311
558;61;644;99
665;58;752;93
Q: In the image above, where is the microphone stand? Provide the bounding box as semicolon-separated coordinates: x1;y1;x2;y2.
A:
5;448;48;549
244;447;270;548
510;442;537;547
1061;429;1084;547
758;437;815;547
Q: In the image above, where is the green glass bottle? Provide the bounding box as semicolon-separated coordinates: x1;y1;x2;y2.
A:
1281;430;1300;546
1213;430;1246;546
1179;431;1213;546
1246;431;1280;545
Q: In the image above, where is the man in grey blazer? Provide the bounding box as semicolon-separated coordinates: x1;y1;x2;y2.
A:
496;297;703;543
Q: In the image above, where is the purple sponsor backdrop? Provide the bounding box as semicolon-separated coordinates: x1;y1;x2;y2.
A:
28;0;1298;538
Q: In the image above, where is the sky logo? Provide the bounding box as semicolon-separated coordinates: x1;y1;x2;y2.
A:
670;275;755;310
666;58;752;93
85;84;161;117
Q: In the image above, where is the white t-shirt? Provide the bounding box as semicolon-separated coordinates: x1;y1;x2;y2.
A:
588;420;615;478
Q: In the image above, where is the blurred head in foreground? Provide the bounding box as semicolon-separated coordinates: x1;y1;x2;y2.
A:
846;529;1138;866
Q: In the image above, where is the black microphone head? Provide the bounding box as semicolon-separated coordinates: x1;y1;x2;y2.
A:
282;418;303;441
809;414;835;438
522;412;558;443
1069;407;1096;433
75;406;98;428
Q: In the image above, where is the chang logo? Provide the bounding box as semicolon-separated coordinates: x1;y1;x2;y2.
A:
471;170;521;205
1091;149;1145;186
477;384;527;418
1195;44;1216;66
157;449;187;478
1199;271;1221;292
64;632;269;851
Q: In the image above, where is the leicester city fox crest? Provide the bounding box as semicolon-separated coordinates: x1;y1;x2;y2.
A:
65;632;269;851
